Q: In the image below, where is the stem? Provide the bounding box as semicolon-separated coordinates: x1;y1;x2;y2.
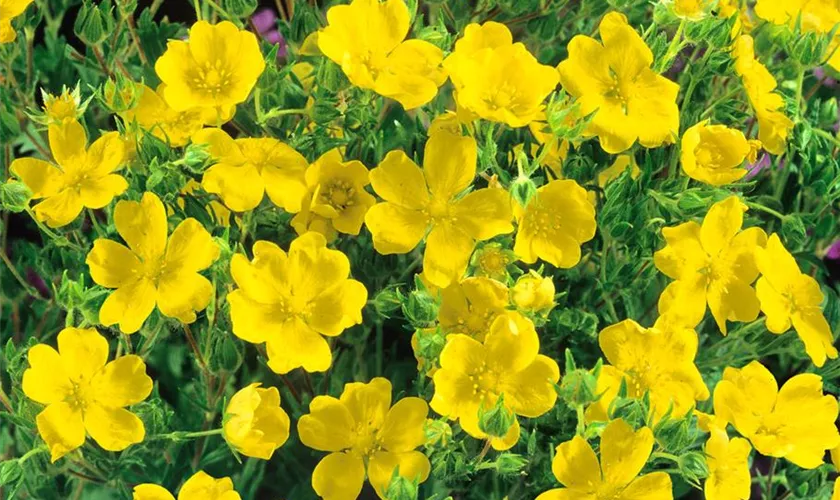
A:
0;249;40;298
91;45;113;78
18;445;49;464
375;320;384;376
745;201;786;220
814;128;840;149
765;457;777;499
183;322;208;370
656;18;687;73
87;208;106;238
25;208;85;252
149;428;223;441
125;14;148;65
476;439;492;461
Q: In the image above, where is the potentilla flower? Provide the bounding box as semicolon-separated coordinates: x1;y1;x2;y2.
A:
121;84;209;147
536;418;673;500
0;0;34;43
228;232;367;374
654;196;767;334
318;0;446;109
223;383;290;460
511;271;555;316
755;233;839;367
755;0;840;70
704;429;751;500
291;149;376;237
444;22;559;127
365;130;514;288
154;21;265;120
732;35;794;155
297;377;431;499
86;192;220;333
556;12;680;153
470;242;515;281
41;86;83;125
193;128;309;213
438;277;509;341
431;311;560;450
11;119;127;228
587;317;709;421
681;120;751;185
513;179;596;269
713;360;840;468
133;471;241;500
22;327;153;462
669;0;713;20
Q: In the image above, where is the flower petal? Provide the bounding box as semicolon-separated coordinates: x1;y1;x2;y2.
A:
365;202;429;255
311;452;365;500
91;355;153;408
165;218;219;274
114;192;168;262
99;278;157;334
84;404;145;451
550;435;601;491
202;163;265;212
10;158;63;198
265;318;332;374
298;395;355;452
36;402;85;462
378;397;428;453
57;327;109;382
369;150;430;210
485;311;540;373
600;419;655;488
340;377;393;430
792;308;839;368
423;131;477;199
700;196;746;258
48;120;87;167
32;189;84;228
619;471;673;500
499;354;560;418
132;484;176;500
451;188;513;240
86;240;142;289
368;450;431;498
178;471;239;499
423;222;475;288
22;344;72;405
307;279;367;336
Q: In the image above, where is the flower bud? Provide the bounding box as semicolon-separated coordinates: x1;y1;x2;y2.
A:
424;418;452;447
0;181;32;213
223;383;291;460
470;242;514;281
511;271;556;315
478;395;515;440
677;451;709;482
559;367;600;408
372;287;402;318
73;0;116;46
103;74;140;114
510;176;537;208
41;86;83;125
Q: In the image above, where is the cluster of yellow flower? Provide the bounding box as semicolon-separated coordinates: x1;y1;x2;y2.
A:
6;0;839;498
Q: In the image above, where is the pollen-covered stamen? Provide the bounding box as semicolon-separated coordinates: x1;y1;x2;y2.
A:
191;60;233;98
320;181;356;211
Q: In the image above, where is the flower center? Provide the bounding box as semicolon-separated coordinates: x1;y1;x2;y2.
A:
352;421;384;458
695;144;724;169
320;181;355;211
192;61;233;98
469;362;500;398
482;83;517;111
423;197;452;223
604;73;629;113
525;201;562;235
65;380;93;413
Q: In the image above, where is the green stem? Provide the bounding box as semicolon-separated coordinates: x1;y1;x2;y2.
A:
25;208;85;252
765;457;777;499
651;451;681;463
150;428;224;441
814;128;840;149
0;248;40;298
18;445;49;464
745;201;786;220
87;208;106;238
656;19;687;73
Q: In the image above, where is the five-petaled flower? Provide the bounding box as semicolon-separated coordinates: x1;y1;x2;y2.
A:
228;232;367;373
557;12;680;153
365;130;514;288
86;192;220;333
431;311;560;450
155;21;265;122
11;119;127;228
654;196;767;334
297;377;431;499
121;84;210;147
536;418;673;499
713;360;840;468
22;327;153;462
681;120;751;186
133;471;241;500
223;383;291;460
438;276;509;341
318;0;446;109
755;233;839;367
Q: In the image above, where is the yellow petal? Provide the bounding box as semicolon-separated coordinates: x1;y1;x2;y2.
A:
86;131;125;176
792;308;839;367
84;404;145;451
499;354;560;418
48;120;87;167
754;233;801;292
485;311;540;373
132;484;176;500
368;450;431;498
286;232;351;301
227;290;286;344
78;174;128;209
550;435;601;491
700;196;746;257
451;188;513;240
306;279;368;335
165;218;219;274
423;222;475;288
423;131;477;199
114;192;168;262
705;430;751;500
584;364;625;422
600;419;654;488
265;318;332;374
22;344;72;405
32;189;84;228
713;361;777;436
86;240;142;289
10;158;63;198
378;397;428;453
90;355;153;408
535;489;590;500
57;327;109;382
311;452;365;500
654;221;706;280
178;471;240;500
620;472;673;499
375;39;445;109
599;12;653;81
707;277;760;335
260;144;309;213
298;395;355;452
224;384;290;460
36;402;85;462
365;202;429;255
202;163;265;212
657;275;708;329
755;277;792;333
370;150;430;209
340;377;393;430
99;278;158;334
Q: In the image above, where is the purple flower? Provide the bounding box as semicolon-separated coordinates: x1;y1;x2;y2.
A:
827;240;840;260
744;153;773;180
252;8;287;59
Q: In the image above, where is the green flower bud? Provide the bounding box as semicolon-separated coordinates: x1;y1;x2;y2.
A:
819;98;839;129
215;333;243;372
311;97;342;125
654;415;692;451
103;73;140;113
0;181;32;213
478;395;515;440
401;277;439;328
182;143;212;174
372;287;402;318
677;451;709;483
559;368;600;408
510;176;537;208
224;0;258;17
0;100;21;142
115;0;138;15
492;453;528;476
0;460;22;486
74;0;117;46
424;418;452;447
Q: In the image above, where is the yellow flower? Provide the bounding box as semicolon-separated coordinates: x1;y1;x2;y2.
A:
318;0;446;109
671;0;713;20
557;12;679;153
22;327;153;462
194;128;309;213
177;179;231;228
755;0;840;69
511;271;555;315
536;418;673;500
513;179;596;268
732;35;793;155
704;429;751;500
223;383;290;460
755;233;839;367
0;0;34;43
228;232;367;374
132;471;241;500
10;120;127;228
431;311;560;450
444;22;559;127
291;149;376;237
42;86;82;125
121;84;209;147
471;242;515;281
681;120;750;185
86;192;220;333
713;360;840;468
654;196;767;334
154;21;264;119
365;130;514;288
587;317;709;421
438;277;509;341
297;377;431;499
598;154;640;188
